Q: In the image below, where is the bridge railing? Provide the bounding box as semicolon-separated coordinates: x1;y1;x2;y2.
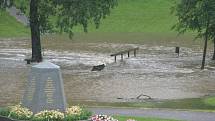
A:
110;47;139;62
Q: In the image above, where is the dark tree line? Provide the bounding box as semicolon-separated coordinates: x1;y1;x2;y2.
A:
173;0;215;69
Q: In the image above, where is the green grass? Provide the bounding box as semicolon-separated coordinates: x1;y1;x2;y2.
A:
0;10;30;37
204;97;215;106
70;97;215;111
114;115;183;121
73;0;177;33
1;0;178;38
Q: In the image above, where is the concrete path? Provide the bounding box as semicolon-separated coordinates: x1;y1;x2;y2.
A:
88;107;215;121
6;6;29;26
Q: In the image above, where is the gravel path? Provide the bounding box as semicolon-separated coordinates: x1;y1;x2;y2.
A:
88;107;215;121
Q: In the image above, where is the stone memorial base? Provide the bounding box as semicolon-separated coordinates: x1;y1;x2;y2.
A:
22;61;67;113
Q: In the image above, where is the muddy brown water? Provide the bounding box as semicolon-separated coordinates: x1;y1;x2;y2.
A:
0;38;215;106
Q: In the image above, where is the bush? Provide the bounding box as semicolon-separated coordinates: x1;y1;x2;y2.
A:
8;104;33;120
0;105;92;121
32;110;64;121
0;107;10;117
64;107;92;121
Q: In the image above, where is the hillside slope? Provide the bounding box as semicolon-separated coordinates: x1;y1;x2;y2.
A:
0;10;29;38
74;0;177;33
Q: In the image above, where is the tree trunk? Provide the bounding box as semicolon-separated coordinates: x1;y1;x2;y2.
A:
201;19;210;70
212;38;215;60
30;0;42;62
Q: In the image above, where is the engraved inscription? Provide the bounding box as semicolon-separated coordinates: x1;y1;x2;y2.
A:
27;77;36;101
44;77;55;104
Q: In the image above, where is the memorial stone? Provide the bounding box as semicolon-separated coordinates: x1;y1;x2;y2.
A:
22;61;67;113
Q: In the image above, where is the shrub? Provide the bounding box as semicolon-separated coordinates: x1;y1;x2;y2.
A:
0;107;10;117
0;105;92;121
64;106;92;121
66;106;82;115
8;104;33;120
32;110;64;121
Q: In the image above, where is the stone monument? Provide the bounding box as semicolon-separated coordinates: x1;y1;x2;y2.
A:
22;61;67;113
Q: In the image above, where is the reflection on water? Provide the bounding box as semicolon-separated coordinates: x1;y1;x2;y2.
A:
0;39;215;105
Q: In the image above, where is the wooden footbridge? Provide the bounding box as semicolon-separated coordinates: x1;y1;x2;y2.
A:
110;47;139;62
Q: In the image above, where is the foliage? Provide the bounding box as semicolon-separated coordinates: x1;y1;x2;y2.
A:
0;105;92;121
1;0;179;38
0;0;14;10
64;107;92;121
204;97;215;106
8;104;33;120
0;107;10;117
71;0;177;33
173;0;215;39
173;0;215;68
32;110;64;121
90;114;118;121
4;0;118;37
66;106;82;115
1;0;117;62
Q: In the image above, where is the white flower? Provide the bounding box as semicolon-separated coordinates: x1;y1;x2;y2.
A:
66;106;82;115
34;110;64;120
9;104;33;118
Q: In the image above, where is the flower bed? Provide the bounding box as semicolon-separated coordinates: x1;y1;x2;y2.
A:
0;105;91;121
0;105;137;121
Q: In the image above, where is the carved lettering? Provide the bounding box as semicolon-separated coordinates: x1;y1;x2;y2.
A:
27;77;36;101
44;77;55;104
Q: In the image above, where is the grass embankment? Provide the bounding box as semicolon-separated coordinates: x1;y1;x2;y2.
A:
70;0;183;43
73;0;177;33
0;0;203;47
114;116;182;121
0;10;29;37
1;0;178;38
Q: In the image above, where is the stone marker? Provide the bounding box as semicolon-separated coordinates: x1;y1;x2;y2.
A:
22;61;67;113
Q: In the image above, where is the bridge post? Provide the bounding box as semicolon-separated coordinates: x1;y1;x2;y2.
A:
121;54;123;61
134;50;137;57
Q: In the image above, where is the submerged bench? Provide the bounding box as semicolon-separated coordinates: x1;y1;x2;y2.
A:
110;47;139;62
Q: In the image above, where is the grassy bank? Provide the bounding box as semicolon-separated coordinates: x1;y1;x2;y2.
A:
114;115;183;121
0;11;29;37
73;0;177;33
70;97;215;111
1;0;177;37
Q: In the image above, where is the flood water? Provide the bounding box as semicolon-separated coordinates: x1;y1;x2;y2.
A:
0;38;215;105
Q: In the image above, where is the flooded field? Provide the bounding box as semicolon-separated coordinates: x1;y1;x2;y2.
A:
0;38;215;106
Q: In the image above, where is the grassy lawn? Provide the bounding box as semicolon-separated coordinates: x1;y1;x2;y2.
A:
0;10;29;38
0;0;204;48
73;0;177;33
1;0;178;38
204;97;215;107
114;115;183;121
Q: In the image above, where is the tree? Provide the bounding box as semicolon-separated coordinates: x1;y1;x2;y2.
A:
1;0;118;62
0;0;13;9
173;0;215;69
